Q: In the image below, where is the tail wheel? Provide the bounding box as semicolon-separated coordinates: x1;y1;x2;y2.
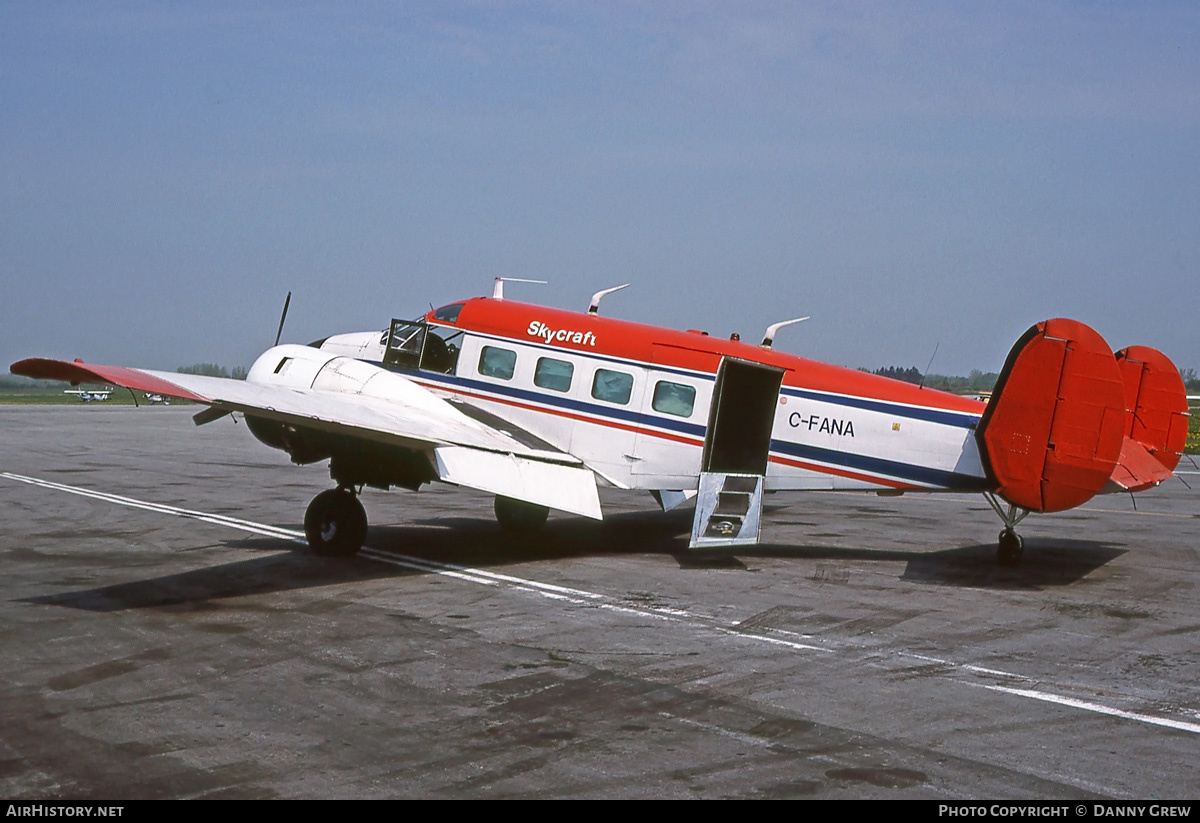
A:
305;488;367;556
997;528;1024;566
494;496;549;534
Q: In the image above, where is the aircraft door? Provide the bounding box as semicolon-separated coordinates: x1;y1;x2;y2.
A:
690;357;785;549
703;358;784;475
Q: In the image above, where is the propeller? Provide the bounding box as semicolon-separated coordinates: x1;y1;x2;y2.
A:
274;291;292;347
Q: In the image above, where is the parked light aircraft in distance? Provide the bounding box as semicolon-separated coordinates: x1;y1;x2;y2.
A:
13;280;1190;565
63;388;112;402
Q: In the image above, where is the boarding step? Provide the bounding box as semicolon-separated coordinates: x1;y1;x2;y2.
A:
689;472;764;549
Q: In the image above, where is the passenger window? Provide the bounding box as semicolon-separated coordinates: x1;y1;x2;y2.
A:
479;346;517;380
591;369;633;405
652;381;696;417
534;357;574;392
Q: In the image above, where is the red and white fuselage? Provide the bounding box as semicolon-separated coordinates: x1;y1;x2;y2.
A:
318;296;990;496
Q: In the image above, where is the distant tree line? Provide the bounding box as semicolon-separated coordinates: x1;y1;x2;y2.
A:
176;364;248;380
864;367;999;393
866;366;1200;395
870;366;923;384
0;375;60;389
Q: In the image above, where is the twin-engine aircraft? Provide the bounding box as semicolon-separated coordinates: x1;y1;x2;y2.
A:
63;388;112;402
12;281;1189;565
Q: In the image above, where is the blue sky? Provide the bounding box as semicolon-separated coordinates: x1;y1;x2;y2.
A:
3;2;1197;375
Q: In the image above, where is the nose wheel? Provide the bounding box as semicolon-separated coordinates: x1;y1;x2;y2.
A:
304;487;367;556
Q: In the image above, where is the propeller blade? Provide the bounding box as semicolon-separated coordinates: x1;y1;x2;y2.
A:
274;291;291;347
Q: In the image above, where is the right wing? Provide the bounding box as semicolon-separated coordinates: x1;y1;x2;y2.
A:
12;346;602;519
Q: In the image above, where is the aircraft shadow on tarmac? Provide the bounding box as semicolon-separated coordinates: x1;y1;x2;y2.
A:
748;539;1125;590
25;509;1125;612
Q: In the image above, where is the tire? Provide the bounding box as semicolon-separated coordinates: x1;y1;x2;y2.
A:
304;489;367;557
494;496;549;534
997;528;1024;566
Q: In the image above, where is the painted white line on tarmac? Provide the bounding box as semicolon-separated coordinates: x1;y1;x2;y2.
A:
900;652;1200;736
358;546;829;651
977;684;1200;735
8;471;1197;734
902;651;1025;680
1;472;305;541
1;471;827;653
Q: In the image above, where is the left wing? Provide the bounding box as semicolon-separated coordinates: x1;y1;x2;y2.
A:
12;347;602;519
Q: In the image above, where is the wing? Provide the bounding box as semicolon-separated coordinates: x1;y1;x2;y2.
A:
12;346;602;519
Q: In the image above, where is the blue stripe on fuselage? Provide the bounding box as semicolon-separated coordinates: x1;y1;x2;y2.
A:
367;359;985;489
412;370;707;439
768;438;989;490
779;386;980;429
453;330;982;429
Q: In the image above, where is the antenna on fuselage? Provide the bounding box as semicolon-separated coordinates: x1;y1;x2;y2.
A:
587;283;630;314
760;316;809;348
492;277;547;300
918;341;940;390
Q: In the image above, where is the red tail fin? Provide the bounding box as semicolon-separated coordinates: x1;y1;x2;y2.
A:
977;319;1126;512
1114;345;1189;473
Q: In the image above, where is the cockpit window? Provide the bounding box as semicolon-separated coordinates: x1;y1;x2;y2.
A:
383;320;426;371
432;303;464;323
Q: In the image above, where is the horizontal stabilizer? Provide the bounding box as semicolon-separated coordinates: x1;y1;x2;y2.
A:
433;446;602;520
1108;437;1174;492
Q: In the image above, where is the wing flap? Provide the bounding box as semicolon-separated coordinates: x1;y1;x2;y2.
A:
434;446;602;519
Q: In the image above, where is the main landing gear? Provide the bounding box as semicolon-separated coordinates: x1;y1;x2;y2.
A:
984;492;1029;566
304;487;367;557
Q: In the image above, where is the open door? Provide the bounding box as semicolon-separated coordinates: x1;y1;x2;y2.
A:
383;319;462;375
690;357;785;549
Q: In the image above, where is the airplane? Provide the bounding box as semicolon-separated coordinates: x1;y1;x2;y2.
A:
145;393;170;405
12;279;1190;566
63;388;113;402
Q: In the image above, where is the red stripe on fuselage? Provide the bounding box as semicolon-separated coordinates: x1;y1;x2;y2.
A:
766;455;916;490
426;297;986;417
412;380;703;447
415;378;920;489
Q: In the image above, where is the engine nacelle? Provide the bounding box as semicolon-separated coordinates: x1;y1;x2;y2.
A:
248;344;460;413
243;344;443;491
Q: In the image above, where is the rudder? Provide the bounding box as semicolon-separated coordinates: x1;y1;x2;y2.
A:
1114;345;1188;474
